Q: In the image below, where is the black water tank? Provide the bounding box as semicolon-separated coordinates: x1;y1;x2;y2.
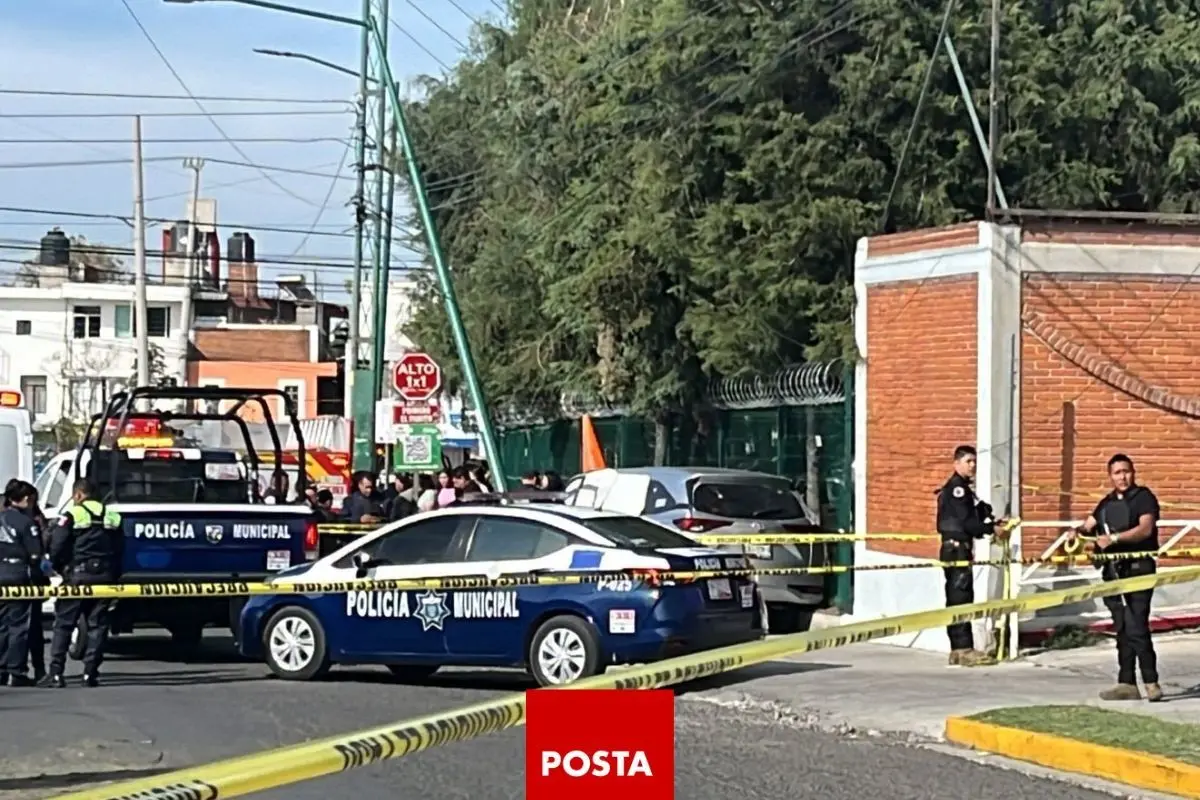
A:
39;228;70;266
228;231;255;263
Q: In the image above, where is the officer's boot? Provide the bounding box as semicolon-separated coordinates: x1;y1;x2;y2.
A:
6;673;33;687
81;672;99;688
38;673;66;689
1145;683;1164;702
1099;684;1141;701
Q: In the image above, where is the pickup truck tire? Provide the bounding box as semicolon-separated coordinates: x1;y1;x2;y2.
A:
527;615;602;687
263;606;330;681
386;664;438;683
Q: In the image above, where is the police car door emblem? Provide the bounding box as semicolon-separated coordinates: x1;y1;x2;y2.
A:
414;589;451;631
205;525;224;544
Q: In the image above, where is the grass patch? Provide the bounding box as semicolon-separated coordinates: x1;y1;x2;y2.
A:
972;706;1200;766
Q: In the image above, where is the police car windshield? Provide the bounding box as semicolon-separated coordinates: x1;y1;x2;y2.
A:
576;516;697;550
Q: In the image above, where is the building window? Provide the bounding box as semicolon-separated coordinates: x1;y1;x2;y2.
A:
114;305;170;338
19;376;47;415
73;306;101;339
114;304;132;338
277;380;304;420
15;320;31;336
68;377;108;417
148;307;170;338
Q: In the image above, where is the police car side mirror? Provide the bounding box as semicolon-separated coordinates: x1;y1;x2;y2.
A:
352;551;373;574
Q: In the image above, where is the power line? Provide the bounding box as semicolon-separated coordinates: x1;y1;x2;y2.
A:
118;0;329;207
0;242;424;272
401;2;469;54
288;143;353;257
0;156;352;179
0;110;350;119
0;88;351;104
0;259;352;292
0;136;350;145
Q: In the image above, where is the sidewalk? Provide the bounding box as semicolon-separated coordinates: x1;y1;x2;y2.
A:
695;633;1200;741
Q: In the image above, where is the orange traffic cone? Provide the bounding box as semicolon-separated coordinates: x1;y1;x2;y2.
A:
581;414;606;472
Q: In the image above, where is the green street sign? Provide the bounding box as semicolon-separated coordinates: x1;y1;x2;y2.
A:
393;424;442;471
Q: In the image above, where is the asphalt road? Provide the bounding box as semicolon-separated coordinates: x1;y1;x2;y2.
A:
0;632;1126;800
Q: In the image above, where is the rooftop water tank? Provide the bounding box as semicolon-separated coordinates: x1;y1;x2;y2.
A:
39;228;70;266
228;231;255;263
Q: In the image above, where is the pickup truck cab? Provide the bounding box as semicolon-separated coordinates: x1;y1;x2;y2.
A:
36;385;318;651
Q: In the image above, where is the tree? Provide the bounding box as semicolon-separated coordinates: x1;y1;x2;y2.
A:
16;231;131;287
397;0;1200;451
130;342;167;387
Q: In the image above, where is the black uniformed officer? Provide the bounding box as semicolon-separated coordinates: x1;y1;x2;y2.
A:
936;445;1004;667
44;479;123;688
1068;454;1162;702
0;480;44;686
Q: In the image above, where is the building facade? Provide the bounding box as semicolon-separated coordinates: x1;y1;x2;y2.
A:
853;218;1200;652
0;282;188;423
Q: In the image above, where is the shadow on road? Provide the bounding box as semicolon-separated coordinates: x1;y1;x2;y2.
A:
105;634;247;665
0;765;171;792
675;659;847;694
95;667;267;687
1163;683;1200;703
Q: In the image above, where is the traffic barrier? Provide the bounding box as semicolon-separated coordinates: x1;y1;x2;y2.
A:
57;564;1200;800
4;546;1197;601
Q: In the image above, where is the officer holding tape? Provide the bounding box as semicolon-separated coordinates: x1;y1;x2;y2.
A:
936;445;1005;667
43;479;123;688
1068;454;1162;702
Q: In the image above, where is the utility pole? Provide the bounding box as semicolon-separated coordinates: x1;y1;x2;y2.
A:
346;0;371;435
181;157;205;392
986;0;1000;216
133;115;150;389
372;115;398;402
366;0;391;472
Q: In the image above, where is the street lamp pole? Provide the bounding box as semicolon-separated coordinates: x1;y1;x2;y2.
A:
165;0;510;488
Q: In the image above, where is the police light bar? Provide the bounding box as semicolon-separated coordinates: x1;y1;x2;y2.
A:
0;389;22;408
117;436;176;448
125;448;203;461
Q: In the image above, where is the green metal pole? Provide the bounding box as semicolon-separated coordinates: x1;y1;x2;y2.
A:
348;0;371;471
369;20;508;488
834;361;855;613
366;0;389;471
373;116;398;401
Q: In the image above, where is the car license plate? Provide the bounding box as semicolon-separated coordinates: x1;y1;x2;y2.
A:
267;550;291;571
744;544;773;559
706;578;733;601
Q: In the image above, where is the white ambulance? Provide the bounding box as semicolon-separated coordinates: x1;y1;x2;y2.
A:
0;388;34;489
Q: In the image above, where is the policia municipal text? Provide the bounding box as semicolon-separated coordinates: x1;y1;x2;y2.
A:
1067;454;1164;703
43;479;123;688
936;445;1008;667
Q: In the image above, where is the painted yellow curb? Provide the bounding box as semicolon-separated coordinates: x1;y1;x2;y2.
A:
945;716;1200;798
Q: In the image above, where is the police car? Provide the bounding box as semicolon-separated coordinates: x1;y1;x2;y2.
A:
237;502;764;686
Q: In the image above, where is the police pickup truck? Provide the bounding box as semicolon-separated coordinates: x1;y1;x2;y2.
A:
35;386;317;651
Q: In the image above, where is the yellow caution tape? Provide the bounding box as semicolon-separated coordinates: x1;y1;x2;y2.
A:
58;564;1200;800
5;545;1197;601
696;533;933;544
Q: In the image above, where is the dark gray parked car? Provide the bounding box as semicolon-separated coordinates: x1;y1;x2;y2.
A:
563;467;830;630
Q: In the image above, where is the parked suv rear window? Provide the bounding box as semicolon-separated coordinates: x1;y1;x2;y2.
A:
690;480;806;520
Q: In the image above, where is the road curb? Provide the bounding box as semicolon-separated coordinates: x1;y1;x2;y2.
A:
944;716;1200;798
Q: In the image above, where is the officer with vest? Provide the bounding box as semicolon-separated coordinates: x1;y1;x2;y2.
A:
43;479;123;688
936;445;1006;667
0;480;44;686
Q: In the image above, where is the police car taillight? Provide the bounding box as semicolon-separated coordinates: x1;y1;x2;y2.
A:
672;515;726;533
304;521;319;560
144;449;183;460
0;389;22;407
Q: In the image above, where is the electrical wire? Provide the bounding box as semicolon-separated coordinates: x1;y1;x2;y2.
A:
0;88;351;104
0;156;352;180
288;143;353;257
389;21;455;73
0;110;350;119
0;244;422;272
402;1;470;54
118;0;331;207
0;259;351;293
0;136;350;145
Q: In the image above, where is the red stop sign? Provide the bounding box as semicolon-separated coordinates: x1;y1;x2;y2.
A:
392;352;442;402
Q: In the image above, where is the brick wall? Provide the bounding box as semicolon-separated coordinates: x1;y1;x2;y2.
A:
1020;273;1200;556
193;327;310;362
866;275;979;557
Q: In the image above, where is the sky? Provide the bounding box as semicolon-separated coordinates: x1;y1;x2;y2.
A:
0;0;502;300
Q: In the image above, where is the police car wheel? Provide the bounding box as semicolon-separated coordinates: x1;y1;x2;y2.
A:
263;607;330;681
386;664;438;682
528;615;601;687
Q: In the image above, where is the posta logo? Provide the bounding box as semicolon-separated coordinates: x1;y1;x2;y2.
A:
526;688;675;800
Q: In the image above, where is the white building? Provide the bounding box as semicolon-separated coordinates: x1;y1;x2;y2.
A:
0;282;189;424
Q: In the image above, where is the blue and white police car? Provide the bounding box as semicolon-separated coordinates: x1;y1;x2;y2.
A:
237;501;764;686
